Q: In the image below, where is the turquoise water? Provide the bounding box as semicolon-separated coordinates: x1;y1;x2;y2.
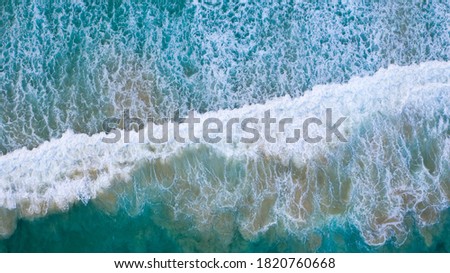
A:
0;1;449;252
1;204;449;252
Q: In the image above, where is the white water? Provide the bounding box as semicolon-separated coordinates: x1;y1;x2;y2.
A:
0;61;449;245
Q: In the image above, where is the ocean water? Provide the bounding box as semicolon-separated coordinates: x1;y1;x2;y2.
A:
0;0;449;252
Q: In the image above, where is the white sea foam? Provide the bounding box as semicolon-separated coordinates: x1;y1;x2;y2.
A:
0;61;449;245
2;1;448;154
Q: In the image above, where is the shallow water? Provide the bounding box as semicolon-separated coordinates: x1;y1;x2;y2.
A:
0;1;449;252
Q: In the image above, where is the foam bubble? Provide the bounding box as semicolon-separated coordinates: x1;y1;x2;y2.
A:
0;61;449;244
1;1;448;153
